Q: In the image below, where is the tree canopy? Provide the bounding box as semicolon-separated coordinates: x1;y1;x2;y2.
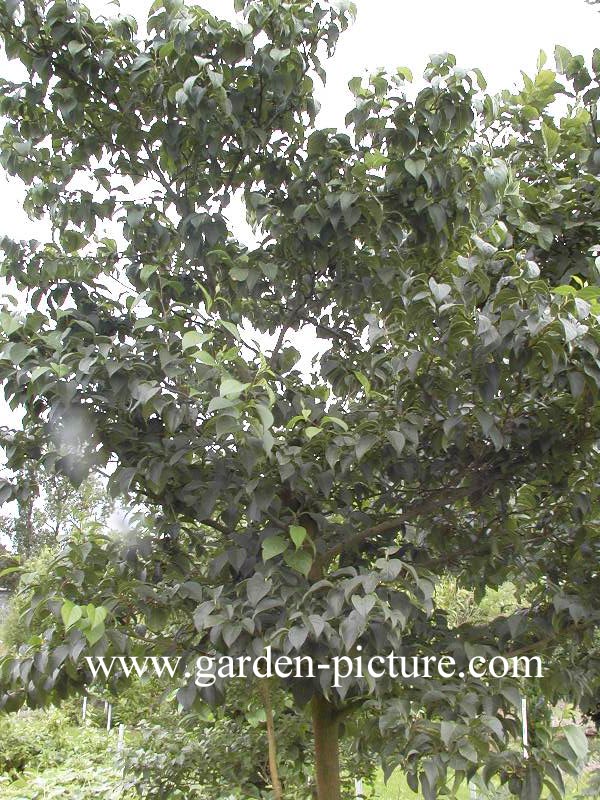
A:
0;1;600;798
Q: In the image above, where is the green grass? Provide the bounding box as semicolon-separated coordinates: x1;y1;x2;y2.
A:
373;769;595;800
374;770;509;800
374;771;470;799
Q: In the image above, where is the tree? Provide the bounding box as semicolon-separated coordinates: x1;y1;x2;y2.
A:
0;0;600;798
0;541;18;594
0;448;113;557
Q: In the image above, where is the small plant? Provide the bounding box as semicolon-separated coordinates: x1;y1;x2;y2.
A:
0;715;43;778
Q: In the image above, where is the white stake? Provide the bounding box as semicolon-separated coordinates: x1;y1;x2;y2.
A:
82;696;87;723
355;778;364;798
117;723;125;753
106;702;112;732
521;696;529;759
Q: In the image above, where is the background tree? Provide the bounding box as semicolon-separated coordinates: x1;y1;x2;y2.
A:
0;1;600;799
0;541;18;594
0;453;113;557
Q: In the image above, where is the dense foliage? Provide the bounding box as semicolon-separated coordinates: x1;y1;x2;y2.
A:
0;0;600;798
0;706;131;799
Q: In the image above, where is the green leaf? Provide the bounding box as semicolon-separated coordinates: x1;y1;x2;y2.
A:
208;396;236;413
262;428;275;455
0;565;21;578
283;549;313;577
541;121;561;158
356;434;377;460
484;159;508;189
262;535;288;561
351;594;376;617
220;377;249;397
247;574;272;606
61;600;82;630
472;67;487;90
193;350;217;366
289;525;307;548
429;277;451;303
568;371;585;397
440;720;456;747
405;158;426;179
354;371;371;395
521;767;542;800
68;40;87;56
537;50;547;71
0;312;22;335
562;317;584;343
255;403;274;431
50;362;69;378
305;426;321;440
563;725;588;762
182;331;213;351
207;69;224;88
340;610;365;649
536;226;554;250
427;204;446;233
270;47;291;63
218;319;242;341
348;76;363;96
472;235;498;257
140;264;159;283
554;45;573;74
133;381;159;406
230;266;248;281
132;53;153;71
386;430;406;455
364;151;388;169
5;0;20;18
499;685;522;707
180;581;204;601
322;415;348;431
293;204;311;222
177;682;197;710
339;191;358;211
85;624;105;646
86;604;107;628
60;230;86;252
236;22;253;38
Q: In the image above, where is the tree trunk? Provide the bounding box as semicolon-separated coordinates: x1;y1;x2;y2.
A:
259;678;284;800
311;693;341;800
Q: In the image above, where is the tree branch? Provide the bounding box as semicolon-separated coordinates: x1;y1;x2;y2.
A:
319;485;475;569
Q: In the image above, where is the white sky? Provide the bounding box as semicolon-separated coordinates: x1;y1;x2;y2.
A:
0;0;597;505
